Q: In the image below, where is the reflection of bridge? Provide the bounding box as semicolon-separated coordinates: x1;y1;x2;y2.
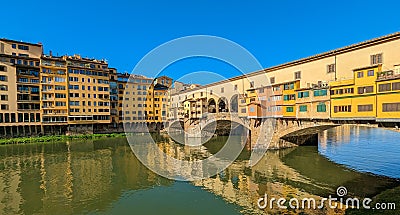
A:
168;113;339;149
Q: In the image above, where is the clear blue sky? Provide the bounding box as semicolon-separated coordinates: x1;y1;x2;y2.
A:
2;0;400;84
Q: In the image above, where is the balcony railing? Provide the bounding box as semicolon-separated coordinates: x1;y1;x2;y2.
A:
377;70;400;80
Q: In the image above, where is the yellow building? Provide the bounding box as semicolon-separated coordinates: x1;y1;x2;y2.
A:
282;80;300;118
146;76;172;124
330;65;381;121
66;55;111;132
376;65;400;123
40;55;68;131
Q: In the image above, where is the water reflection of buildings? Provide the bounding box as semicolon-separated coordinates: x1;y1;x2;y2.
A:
0;139;171;214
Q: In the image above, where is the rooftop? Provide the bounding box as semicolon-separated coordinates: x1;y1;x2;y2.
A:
0;38;43;47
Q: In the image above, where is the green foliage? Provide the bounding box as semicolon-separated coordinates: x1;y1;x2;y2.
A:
0;133;126;145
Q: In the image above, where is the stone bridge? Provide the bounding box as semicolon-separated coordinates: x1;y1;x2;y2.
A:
167;114;339;150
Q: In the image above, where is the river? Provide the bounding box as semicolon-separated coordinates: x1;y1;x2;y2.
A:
0;125;399;214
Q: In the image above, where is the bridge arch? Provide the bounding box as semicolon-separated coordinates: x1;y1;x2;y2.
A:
208;98;216;113
218;97;229;113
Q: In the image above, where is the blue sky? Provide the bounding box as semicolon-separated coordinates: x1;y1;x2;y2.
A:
2;0;400;84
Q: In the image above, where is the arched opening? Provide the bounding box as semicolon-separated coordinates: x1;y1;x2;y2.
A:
208;99;216;113
218;97;228;112
230;94;239;113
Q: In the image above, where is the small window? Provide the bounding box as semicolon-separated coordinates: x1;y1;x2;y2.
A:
234;85;238;91
327;64;336;73
294;71;301;80
299;105;307;112
371;53;383;65
357;71;364;78
221;87;224;93
367;70;374;76
11;44;16;49
286;106;294;112
270;77;275;84
358;104;373;112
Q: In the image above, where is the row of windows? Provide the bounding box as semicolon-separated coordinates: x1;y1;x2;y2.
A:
331;88;354;95
358;86;374;94
42;69;65;75
68;85;109;91
358;104;373;112
283;94;295;101
382;103;400;112
11;44;29;50
10;59;40;67
334;105;352;113
69;101;110;106
68;76;109;84
297;103;327;113
68;69;108;77
378;82;400;92
357;70;375;78
69;109;110;113
0;113;40;123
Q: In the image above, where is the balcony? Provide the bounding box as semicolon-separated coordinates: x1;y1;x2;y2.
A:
377;70;400;81
42;97;55;101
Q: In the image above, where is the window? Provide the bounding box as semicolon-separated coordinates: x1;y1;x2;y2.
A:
327;64;336;73
241;108;246;113
0;95;8;101
18;44;29;50
270;77;275;84
298;91;309;98
371;53;383;65
357;71;364;78
221;87;224;93
56;102;66;106
286;106;294;112
283;94;295;101
11;44;16;49
0;85;7;91
294;71;301;80
234;85;238;91
299;105;307;112
367;70;374;76
382;103;400;112
0;66;6;72
314;89;327;97
392;82;400;91
0;75;7;81
378;83;391;92
334;105;352;113
358;86;374;94
358;104;373;112
250;81;254;88
317;103;327;112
